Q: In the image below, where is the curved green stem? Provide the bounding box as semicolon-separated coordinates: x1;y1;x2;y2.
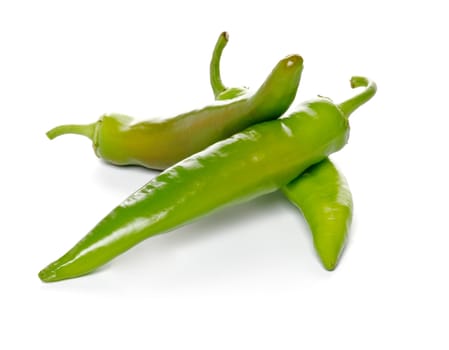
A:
210;31;229;98
338;76;377;118
46;122;97;140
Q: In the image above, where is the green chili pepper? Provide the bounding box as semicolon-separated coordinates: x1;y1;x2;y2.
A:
45;32;303;170
282;159;353;270
210;33;353;271
38;76;376;282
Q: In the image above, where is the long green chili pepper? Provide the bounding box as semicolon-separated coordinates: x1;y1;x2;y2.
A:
282;159;353;270
38;76;376;282
210;33;354;271
45;32;303;170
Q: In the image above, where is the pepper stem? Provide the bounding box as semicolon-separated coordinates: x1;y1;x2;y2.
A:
338;76;377;118
210;31;229;98
46;122;97;140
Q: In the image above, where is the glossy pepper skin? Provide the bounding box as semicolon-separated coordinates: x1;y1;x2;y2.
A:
38;76;376;282
210;35;354;271
45;32;303;170
282;159;353;270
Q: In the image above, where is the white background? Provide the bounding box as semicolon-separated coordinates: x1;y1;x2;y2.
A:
1;0;448;349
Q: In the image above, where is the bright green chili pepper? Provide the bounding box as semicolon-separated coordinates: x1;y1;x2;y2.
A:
38;76;376;282
45;32;303;170
210;33;353;271
282;159;353;271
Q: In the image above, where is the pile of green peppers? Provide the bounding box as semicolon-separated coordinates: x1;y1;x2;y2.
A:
40;32;376;282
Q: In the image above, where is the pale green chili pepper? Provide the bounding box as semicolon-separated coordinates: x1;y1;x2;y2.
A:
282;159;353;270
45;32;303;170
210;32;354;271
